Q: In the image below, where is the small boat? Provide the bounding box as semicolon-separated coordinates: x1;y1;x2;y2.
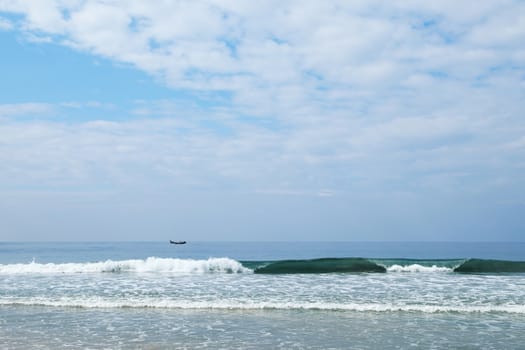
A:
170;240;187;245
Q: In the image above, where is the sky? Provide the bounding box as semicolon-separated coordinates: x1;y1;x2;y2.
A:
0;1;524;241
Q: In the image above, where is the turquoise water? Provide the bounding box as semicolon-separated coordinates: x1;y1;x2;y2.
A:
1;242;524;349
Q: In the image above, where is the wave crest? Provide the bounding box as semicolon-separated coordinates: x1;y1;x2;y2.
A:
0;257;251;274
386;264;453;273
254;258;386;274
454;259;525;273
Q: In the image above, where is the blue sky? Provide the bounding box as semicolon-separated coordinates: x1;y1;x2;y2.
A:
1;1;524;241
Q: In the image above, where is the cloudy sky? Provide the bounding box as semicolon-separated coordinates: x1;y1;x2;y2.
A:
1;1;524;241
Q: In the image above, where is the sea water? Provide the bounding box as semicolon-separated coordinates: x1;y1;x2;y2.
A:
1;241;524;349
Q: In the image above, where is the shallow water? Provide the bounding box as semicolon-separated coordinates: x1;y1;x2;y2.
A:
1;307;524;349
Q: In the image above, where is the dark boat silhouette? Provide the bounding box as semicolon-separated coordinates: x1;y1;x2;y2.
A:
170;240;187;245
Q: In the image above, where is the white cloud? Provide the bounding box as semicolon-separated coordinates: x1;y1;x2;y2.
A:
0;15;12;30
0;103;54;118
0;94;523;198
1;1;521;93
0;1;524;198
466;5;525;47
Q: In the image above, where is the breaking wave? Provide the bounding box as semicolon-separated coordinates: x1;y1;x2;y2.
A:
386;264;453;273
0;257;250;274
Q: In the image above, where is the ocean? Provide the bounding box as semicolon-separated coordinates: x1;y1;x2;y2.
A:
1;241;524;349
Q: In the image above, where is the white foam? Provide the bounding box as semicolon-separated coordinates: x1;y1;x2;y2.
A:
0;257;252;274
1;298;523;314
386;264;453;273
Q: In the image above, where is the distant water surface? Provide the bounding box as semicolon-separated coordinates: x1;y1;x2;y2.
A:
1;241;524;263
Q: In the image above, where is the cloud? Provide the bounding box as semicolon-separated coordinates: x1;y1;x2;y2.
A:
1;1;522;92
0;103;54;118
0;15;12;30
0;1;524;199
0;97;522;199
